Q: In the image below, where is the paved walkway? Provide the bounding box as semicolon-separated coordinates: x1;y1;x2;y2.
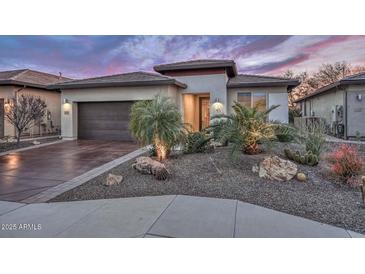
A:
0;195;363;238
325;134;365;144
0;140;138;202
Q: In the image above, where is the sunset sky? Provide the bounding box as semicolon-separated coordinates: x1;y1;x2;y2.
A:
1;35;365;79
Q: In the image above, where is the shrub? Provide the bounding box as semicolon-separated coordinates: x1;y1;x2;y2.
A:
273;123;297;142
298;123;326;157
211;102;278;156
327;144;364;185
289;108;300;124
183;131;212;154
129;95;186;161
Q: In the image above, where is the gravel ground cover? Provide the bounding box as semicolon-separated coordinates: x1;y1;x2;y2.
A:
51;142;365;234
0;137;60;153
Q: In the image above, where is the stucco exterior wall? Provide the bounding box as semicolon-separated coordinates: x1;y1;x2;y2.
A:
227;86;289;123
171;73;228;117
0;85;60;137
60;85;174;139
0;85;15;137
346;84;365;137
301;87;344;125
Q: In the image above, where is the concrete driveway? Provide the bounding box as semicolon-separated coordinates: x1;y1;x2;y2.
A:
0;140;138;202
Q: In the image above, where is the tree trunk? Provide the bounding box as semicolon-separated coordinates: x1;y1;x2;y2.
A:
16;130;21;146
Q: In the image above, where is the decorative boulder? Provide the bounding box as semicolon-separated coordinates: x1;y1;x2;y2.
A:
132;156;169;180
104;173;123;186
258;156;297;182
32;140;41;145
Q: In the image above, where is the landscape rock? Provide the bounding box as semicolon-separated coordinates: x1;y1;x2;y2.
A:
32;140;41;145
132;156;169;180
104;173;123;186
252;164;259;173
297;172;307;182
258;156;297;182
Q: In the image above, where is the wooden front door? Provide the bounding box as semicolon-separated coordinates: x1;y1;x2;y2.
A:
199;97;210;130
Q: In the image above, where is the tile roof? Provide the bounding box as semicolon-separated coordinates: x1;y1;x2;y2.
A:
49;71;187;89
342;71;365;81
227;74;299;89
154;59;237;77
294;71;365;103
0;69;71;88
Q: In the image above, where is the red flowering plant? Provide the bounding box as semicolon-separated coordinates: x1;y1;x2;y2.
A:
327;144;364;186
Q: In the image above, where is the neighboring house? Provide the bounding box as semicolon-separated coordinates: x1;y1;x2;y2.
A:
0;69;70;138
48;59;299;141
294;72;365;139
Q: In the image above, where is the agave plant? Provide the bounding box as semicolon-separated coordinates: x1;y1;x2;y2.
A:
129;95;186;161
211;102;278;156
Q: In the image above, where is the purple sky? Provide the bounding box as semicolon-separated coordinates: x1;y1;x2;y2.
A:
1;35;365;79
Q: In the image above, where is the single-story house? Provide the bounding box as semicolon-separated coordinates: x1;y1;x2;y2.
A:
47;59;299;141
0;69;70;138
294;72;365;139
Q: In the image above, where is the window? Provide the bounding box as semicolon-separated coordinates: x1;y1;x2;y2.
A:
252;92;267;111
237;92;267;111
237;92;251;107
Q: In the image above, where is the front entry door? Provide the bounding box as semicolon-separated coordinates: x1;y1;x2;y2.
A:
199;97;210;130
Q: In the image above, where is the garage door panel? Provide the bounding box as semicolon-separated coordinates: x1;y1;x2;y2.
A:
78;102;135;141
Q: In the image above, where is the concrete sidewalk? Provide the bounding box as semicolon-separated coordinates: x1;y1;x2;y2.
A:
0;195;363;238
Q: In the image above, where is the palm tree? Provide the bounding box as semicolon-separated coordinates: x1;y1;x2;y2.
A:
211;102;278;156
129;95;186;161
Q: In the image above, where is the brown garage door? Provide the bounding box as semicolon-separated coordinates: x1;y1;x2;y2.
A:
78;101;135;141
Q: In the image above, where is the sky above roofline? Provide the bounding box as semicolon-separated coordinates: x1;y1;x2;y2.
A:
0;35;364;79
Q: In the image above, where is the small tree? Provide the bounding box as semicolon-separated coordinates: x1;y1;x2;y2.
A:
5;94;47;145
129;95;186;161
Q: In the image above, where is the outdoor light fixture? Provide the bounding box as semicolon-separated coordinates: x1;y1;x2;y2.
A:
212;98;224;113
63;98;70;104
4;98;11;113
356;94;362;101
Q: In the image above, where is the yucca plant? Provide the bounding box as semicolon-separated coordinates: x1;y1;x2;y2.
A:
129;95;186;161
211;102;278;156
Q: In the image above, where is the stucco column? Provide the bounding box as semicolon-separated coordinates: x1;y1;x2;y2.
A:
61;100;78;140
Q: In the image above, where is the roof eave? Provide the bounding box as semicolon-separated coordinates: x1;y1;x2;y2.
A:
293;82;340;103
227;81;299;89
48;80;187;90
340;79;365;85
154;61;238;77
0;79;47;89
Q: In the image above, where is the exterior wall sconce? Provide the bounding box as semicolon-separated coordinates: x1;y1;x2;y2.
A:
356;94;362;101
4;98;11;113
212;98;224;113
63;98;70;104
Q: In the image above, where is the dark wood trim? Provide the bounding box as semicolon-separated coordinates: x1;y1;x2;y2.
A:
163;68;226;77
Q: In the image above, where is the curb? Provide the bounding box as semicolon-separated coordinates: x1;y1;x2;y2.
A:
0;139;68;157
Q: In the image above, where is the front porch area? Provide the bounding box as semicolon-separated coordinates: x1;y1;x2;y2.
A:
182;93;211;131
